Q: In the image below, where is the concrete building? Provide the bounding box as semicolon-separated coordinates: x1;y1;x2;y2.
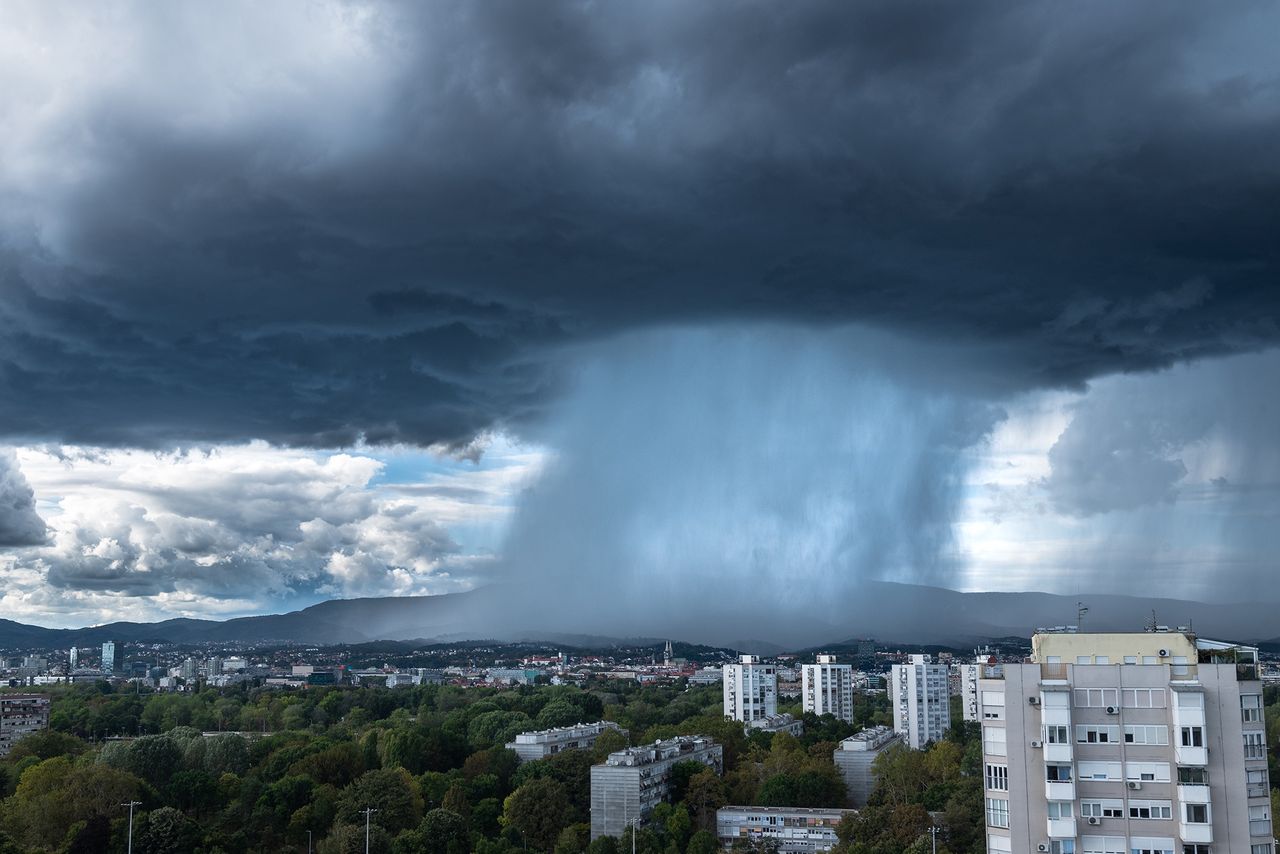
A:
833;725;903;807
688;667;724;686
960;649;1000;723
590;735;722;839
980;627;1275;854
803;654;856;723
68;647;78;669
507;721;626;763
891;654;951;749
724;655;777;723
746;712;804;737
101;641;115;674
716;805;852;852
0;694;50;756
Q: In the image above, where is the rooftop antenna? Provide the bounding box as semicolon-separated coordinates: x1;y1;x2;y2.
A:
1076;602;1088;631
1145;610;1158;633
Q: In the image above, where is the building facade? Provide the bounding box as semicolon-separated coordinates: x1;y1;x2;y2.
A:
0;694;50;756
724;655;777;723
101;641;115;674
833;725;903;807
716;805;852;852
507;721;626;763
590;735;723;839
980;629;1274;854
803;654;856;723
891;654;951;749
745;712;804;737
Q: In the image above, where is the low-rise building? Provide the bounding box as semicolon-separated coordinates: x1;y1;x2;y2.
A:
506;721;626;763
716;805;852;852
746;712;804;737
833;725;903;807
590;735;722;839
0;694;50;756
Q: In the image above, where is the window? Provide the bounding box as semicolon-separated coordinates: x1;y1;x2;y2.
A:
1051;843;1076;854
1096;656;1110;665
1079;761;1122;781
1243;694;1262;723
985;763;1008;791
1184;803;1209;824
1122;688;1167;708
1075;688;1119;708
1126;762;1171;783
1180;726;1204;747
1078;725;1119;743
985;798;1009;828
987;836;1011;853
1077;655;1092;665
1252;845;1274;854
1131;847;1173;854
1047;800;1073;819
1247;768;1269;797
983;726;1006;757
1125;725;1168;745
1046;725;1070;744
1081;800;1124;819
1176;691;1203;708
1124;656;1138;665
1178;767;1208;785
1243;732;1267;760
1183;846;1211;854
1047;764;1074;782
1082;838;1126;854
1249;804;1271;837
1128;800;1173;819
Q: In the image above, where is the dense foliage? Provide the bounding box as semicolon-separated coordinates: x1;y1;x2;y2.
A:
0;681;1274;853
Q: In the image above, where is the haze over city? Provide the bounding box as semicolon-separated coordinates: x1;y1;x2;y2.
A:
1;1;1279;637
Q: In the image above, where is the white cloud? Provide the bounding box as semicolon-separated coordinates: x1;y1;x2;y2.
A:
0;437;543;627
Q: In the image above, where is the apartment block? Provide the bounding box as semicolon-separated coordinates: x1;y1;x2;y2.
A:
833;725;903;807
506;721;626;763
590;735;723;839
961;650;1003;723
0;694;50;756
716;805;852;852
101;641;115;674
892;654;951;749
980;628;1274;854
745;712;804;737
803;654;856;723
724;655;777;723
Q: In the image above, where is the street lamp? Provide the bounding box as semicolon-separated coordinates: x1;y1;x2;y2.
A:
928;824;941;854
120;801;141;854
306;829;312;854
361;807;379;854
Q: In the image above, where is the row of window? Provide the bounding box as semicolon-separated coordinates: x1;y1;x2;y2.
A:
984;762;1268;792
988;796;1233;826
981;691;1264;725
983;722;1267;759
989;839;1274;854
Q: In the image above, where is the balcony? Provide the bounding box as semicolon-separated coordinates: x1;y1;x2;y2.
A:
1174;745;1208;766
1178;783;1210;804
1040;663;1069;681
1046;817;1076;838
1044;743;1072;763
1250;819;1273;837
1180;822;1212;844
1045;781;1075;801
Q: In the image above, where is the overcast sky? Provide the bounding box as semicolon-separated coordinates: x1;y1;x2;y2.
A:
1;1;1278;628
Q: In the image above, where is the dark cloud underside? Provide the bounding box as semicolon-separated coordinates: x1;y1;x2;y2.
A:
1;1;1278;447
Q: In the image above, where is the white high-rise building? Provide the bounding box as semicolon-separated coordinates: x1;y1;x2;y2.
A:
68;647;78;669
723;655;777;723
980;628;1274;854
101;641;115;675
803;654;856;723
891;654;951;749
960;649;1001;723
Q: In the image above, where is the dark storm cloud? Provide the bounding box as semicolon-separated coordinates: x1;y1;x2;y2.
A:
2;0;1278;447
0;450;47;546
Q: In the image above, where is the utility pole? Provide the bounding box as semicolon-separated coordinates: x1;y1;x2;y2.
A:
306;830;312;854
361;807;378;854
120;801;141;854
928;824;941;854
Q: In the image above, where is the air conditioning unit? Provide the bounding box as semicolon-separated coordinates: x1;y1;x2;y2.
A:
1087;816;1102;826
1127;781;1142;790
1030;740;1043;748
1158;648;1169;657
1105;705;1119;715
1037;845;1049;853
1028;696;1040;705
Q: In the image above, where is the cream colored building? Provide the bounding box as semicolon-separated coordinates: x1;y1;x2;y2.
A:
979;628;1273;854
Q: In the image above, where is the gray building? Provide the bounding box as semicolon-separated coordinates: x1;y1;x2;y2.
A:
0;694;50;756
716;805;852;852
101;641;115;674
590;735;722;839
724;654;777;723
506;721;626;763
980;628;1274;854
833;725;903;807
746;712;804;737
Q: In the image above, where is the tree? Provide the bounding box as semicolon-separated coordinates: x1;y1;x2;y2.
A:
502;778;571;851
686;830;718;854
137;806;201;854
318;822;392;854
396;808;470;854
535;700;582;730
552;823;590;854
682;768;725;833
336;768;425;834
1;757;145;852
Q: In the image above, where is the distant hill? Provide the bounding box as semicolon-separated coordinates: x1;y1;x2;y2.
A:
0;583;1276;650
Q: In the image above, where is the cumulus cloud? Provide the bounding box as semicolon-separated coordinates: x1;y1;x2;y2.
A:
0;449;47;546
0;441;541;626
